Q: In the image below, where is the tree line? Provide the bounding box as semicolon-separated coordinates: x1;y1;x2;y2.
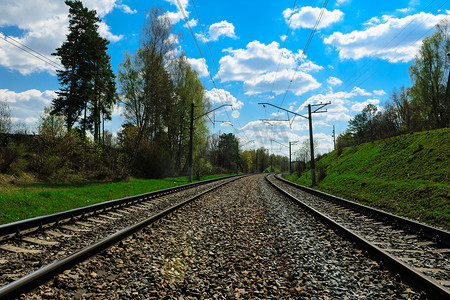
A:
0;1;287;181
337;20;450;151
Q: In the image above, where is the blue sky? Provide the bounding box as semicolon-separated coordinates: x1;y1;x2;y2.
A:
0;0;448;156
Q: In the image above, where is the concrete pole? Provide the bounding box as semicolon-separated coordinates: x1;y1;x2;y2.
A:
289;142;292;175
188;103;194;183
308;104;316;186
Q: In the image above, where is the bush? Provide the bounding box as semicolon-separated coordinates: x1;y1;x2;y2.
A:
194;158;213;180
0;143;27;174
317;163;327;182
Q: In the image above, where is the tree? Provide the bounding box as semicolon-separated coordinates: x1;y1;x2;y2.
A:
0;99;12;134
409;19;450;129
170;55;208;172
348;104;378;142
38;106;66;138
118;6;177;172
217;133;238;171
52;0;116;137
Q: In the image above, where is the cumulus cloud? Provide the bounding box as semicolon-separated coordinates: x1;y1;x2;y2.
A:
351;98;380;111
115;4;137;14
98;22;124;42
0;89;56;126
164;0;190;25
196;21;237;42
238;120;305;153
244;70;321;96
0;0;123;75
324;12;447;63
283;6;344;29
204;88;243;119
217;41;322;96
184;18;198;28
327;76;343;86
208;21;237;41
293;86;386;123
187;58;209;77
373;89;386;96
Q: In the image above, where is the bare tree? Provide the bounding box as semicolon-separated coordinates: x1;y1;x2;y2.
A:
117;6;176;172
0;99;12;134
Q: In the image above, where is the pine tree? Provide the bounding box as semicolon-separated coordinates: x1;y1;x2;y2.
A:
52;0;116;138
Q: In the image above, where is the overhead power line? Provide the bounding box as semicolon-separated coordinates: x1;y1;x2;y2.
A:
279;0;329;108
178;0;259;147
0;32;63;71
269;0;298;98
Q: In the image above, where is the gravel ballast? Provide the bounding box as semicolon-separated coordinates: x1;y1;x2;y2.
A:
24;175;420;299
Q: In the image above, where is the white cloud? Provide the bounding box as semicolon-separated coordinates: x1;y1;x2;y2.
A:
373;89;386;96
197;21;237;42
98;22;124;42
116;4;137;14
0;0;123;75
112;104;125;117
184;18;198;28
397;8;412;14
353;87;371;96
164;0;190;25
336;0;351;6
239;120;304;152
187;58;209;77
217;40;322;95
280;35;287;41
327;76;343;86
244;69;321;96
204;88;243;119
295;87;383;123
0;89;56;126
363;16;381;26
283;6;344;29
351;98;380;111
324;12;447;63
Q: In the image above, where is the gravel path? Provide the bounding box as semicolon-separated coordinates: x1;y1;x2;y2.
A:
23;175;420;299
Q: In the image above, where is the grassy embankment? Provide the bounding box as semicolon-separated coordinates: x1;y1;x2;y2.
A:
284;128;449;230
0;174;231;225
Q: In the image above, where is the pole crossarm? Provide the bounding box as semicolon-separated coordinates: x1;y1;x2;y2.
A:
260;118;289;121
194;104;232;121
311;101;331;113
271;139;289;148
258;103;308;119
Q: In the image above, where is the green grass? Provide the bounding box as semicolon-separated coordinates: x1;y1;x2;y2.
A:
0;174;231;225
284;128;450;230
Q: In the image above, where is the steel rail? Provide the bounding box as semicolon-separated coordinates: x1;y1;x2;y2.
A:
266;175;450;299
274;174;450;247
0;175;241;240
0;175;243;299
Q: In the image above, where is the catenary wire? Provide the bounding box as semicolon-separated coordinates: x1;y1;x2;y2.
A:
279;0;329;108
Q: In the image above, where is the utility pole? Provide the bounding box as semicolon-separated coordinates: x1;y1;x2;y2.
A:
332;125;336;151
258;102;330;186
308;104;316;185
188;103;232;183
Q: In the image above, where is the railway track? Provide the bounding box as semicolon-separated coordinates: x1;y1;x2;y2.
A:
267;174;450;299
0;175;241;299
1;174;448;299
11;174;423;299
